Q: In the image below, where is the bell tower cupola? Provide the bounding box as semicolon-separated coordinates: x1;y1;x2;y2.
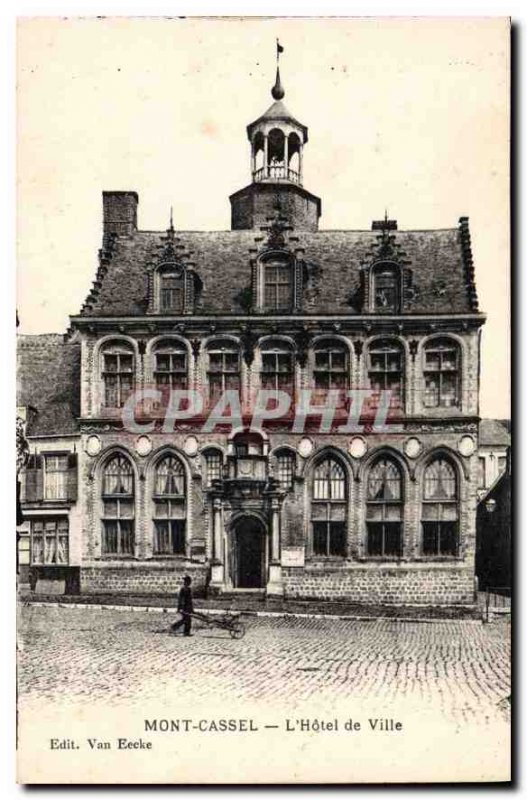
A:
229;44;321;231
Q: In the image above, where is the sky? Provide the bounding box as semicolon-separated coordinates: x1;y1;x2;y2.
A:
16;16;510;418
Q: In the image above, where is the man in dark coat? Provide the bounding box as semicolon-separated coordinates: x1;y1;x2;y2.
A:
170;575;194;636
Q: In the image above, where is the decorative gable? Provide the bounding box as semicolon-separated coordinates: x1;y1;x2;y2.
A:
359;217;415;314
146;221;202;315
248;209;304;314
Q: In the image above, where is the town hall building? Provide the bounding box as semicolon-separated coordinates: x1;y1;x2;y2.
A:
17;65;486;606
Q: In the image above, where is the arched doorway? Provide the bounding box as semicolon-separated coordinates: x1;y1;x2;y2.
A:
232;516;266;589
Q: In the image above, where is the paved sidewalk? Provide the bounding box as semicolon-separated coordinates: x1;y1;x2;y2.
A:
18;590;480;621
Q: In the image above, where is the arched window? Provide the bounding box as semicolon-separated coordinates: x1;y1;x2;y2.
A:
366;458;403;557
311;457;347;556
261;340;294;397
287;132;301;182
253;131;265;179
275;449;296;490
159;267;184;313
313;340;348;407
101;455;134;556
263;258;293;311
101;341;135;409
422;458;459;556
153;455;186;555
203;448;223;488
207;340;241;403
268;128;285;177
423;338;461;408
373;266;399;312
368;339;404;408
153;341;188;403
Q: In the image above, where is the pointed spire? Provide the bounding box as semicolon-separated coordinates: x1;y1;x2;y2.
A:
169;206;174;232
271;66;285;100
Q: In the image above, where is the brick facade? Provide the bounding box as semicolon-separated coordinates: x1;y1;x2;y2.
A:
230;182;321;231
17;69;485;607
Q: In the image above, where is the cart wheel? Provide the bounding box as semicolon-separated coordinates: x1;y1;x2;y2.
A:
229;622;246;640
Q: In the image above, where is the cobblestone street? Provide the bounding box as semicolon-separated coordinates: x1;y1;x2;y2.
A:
17;603;510;728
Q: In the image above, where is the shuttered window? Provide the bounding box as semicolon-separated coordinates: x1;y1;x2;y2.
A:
22;454;77;503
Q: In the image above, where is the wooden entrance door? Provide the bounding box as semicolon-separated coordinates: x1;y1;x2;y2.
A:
234;517;265;588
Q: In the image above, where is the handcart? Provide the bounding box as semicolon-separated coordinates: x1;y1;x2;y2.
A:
191;610;246;639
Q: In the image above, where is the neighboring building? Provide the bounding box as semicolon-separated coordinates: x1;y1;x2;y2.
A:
476;448;511;591
17;67;487;606
477;418;511;496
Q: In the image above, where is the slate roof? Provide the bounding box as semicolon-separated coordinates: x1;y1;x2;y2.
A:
479;419;511;447
17;334;80;436
78;222;480;318
247;99;308;140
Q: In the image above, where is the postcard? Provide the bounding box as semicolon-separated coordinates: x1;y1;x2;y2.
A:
16;16;511;784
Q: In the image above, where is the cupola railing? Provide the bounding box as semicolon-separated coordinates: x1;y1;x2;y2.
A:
253;165;301;184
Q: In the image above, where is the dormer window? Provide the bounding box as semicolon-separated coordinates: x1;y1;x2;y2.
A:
373;266;399;312
159;268;184;313
263;258;293;311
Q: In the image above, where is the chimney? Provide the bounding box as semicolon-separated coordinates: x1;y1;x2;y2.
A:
102;191;138;237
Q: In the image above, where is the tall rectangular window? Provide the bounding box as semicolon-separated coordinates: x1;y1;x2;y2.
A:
160;272;184;312
313;343;348;408
276;451;296;490
261;347;294;396
154;349;188;390
153;456;186;555
44;455;69;500
373;269;399;312
101;455;135;556
203;450;223;487
368;339;404;408
422;458;458;556
311;458;347;556
423;339;460;408
478;456;486;489
102;346;134;408
366;458;403;557
264;261;293;311
207;344;240;403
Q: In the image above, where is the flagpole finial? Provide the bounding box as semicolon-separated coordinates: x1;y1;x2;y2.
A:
271;40;285;100
271;66;285;100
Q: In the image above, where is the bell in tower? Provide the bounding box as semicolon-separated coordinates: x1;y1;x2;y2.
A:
230;48;321;232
